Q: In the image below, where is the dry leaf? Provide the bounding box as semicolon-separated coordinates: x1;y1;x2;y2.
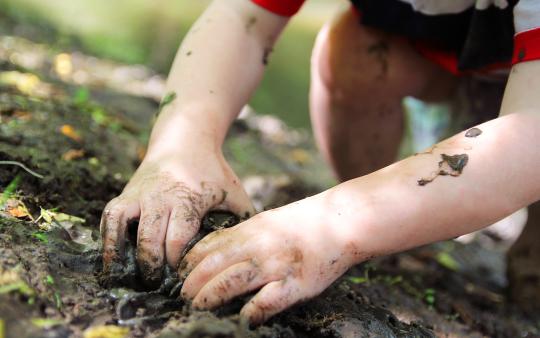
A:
3;199;31;219
60;124;82;142
7;205;30;218
289;149;311;165
136;145;146;162
62;149;85;161
13;110;32;121
83;325;129;338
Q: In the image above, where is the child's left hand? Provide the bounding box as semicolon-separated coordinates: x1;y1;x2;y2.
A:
179;193;368;324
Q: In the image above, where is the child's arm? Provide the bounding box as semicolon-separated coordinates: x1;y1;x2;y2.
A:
179;60;540;323
101;0;289;285
147;0;288;157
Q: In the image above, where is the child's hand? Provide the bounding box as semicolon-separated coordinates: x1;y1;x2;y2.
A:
179;194;366;324
100;150;254;287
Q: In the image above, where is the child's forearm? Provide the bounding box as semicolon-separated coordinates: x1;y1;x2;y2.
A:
146;0;288;159
327;112;540;258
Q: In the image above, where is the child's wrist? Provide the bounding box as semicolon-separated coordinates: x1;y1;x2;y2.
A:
315;185;376;266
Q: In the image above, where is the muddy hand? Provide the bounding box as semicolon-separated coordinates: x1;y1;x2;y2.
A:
179;195;367;324
100;154;255;288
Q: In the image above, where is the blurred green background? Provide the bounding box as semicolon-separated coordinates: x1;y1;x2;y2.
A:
0;0;347;129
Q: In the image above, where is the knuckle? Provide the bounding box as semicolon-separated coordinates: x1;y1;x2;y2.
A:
254;235;275;253
213;277;232;296
103;204;123;221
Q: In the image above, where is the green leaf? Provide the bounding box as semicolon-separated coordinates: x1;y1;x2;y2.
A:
348;276;368;284
72;87;90;106
54;292;62;309
158;91;177;113
0;281;35;297
424;288;436;305
31;318;63;328
0;174;22;206
45;275;54;285
32;231;48;243
436;252;460;271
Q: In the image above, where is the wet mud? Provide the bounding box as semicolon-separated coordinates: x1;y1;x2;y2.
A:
418;153;469;186
465;127;482;138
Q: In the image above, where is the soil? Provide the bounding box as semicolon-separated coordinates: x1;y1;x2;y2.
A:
0;21;539;338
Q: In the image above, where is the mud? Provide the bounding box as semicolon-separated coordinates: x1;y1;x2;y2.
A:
0;25;539;338
465;127;482;138
262;48;273;66
418;153;469;186
246;17;258;33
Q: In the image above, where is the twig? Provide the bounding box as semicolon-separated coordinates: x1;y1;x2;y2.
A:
0;161;44;179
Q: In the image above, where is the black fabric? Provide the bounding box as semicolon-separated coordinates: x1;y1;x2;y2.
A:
350;0;517;71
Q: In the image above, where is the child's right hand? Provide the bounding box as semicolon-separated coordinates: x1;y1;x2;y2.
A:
100;149;254;287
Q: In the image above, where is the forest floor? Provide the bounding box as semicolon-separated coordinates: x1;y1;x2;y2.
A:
0;17;539;338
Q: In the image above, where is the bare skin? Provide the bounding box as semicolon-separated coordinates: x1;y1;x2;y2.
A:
102;0;540;324
310;9;458;181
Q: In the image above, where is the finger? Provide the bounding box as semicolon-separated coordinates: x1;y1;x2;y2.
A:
181;240;250;299
214;185;256;220
136;200;170;287
192;259;274;309
177;185;255;271
180;213;260;275
101;199;140;272
240;279;301;325
165;205;201;269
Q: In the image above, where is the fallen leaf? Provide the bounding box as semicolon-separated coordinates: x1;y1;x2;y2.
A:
2;198;32;220
7;204;30;218
289;149;311;165
83;325;129;338
54;53;72;78
136;145;146;162
31;318;63;329
0;268;35;298
60;124;82;142
13;110;32;121
348;276;368;284
62;149;85;161
435;252;460;271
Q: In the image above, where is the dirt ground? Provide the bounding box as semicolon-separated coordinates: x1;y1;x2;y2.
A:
0;20;539;338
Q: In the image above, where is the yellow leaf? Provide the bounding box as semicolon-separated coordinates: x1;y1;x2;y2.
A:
40;208;54;224
53;212;85;223
31;318;63;329
83;325;129;338
7;205;29;218
3;199;32;220
13;110;32;121
289;149;311;165
60;124;82;142
54;53;72;78
62;149;85;161
0;318;4;338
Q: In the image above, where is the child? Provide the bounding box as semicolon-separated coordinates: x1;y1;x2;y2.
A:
101;0;540;324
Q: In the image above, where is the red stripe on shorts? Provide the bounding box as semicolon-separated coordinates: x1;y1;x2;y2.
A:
513;27;540;65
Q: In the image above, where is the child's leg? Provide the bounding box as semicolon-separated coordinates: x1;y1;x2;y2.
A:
508;201;540;310
309;7;457;181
